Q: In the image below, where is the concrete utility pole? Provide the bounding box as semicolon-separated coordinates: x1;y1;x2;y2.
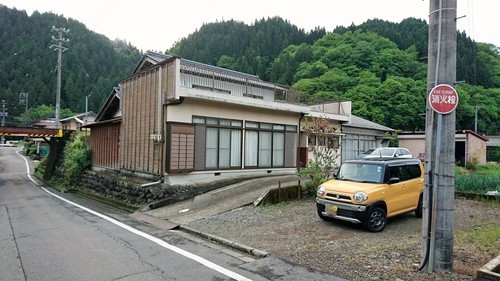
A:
1;100;6;126
50;26;69;129
474;105;479;132
19;92;28;125
422;0;457;273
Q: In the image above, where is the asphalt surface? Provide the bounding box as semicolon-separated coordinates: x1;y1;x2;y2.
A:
1;146;347;281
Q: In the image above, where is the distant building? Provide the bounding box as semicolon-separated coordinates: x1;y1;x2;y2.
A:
398;130;489;165
60;112;96;131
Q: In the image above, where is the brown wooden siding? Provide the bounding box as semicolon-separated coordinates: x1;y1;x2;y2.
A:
120;62;174;176
168;123;195;173
90;123;120;170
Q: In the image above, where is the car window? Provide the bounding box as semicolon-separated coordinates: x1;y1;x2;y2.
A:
405;164;421;180
387;165;404;181
337;163;384;183
371;148;395;157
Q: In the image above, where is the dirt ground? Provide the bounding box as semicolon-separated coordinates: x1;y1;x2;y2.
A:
185;196;499;281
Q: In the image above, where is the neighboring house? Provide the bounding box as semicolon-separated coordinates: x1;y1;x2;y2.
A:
60;112;97;131
341;115;395;161
31;114;56;129
398;130;489;165
86;88;121;171
87;51;392;184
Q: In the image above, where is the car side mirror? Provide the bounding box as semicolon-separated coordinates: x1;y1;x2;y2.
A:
388;177;400;184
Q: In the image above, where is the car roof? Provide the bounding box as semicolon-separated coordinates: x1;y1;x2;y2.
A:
344;158;421;166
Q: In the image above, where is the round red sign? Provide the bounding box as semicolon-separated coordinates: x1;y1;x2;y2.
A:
428;84;459;114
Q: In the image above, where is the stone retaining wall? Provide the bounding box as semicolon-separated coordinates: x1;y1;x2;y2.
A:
72;170;259;210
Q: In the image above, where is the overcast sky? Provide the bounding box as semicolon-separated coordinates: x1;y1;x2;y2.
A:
1;0;498;52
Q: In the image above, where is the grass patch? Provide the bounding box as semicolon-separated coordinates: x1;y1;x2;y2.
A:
455;163;500;194
456;174;500;193
475;164;500;175
456;226;500;252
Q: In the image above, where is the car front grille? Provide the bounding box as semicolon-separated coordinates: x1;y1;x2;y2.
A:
325;193;351;200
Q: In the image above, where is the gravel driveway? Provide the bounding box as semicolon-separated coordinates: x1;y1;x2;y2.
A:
185;196;499;281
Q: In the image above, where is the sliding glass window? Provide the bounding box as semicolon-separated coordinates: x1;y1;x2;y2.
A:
245;122;295;168
194;116;242;170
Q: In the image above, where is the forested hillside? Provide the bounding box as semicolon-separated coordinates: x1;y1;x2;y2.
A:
1;6;498;135
0;5;142;123
169;17;326;81
170;17;499;135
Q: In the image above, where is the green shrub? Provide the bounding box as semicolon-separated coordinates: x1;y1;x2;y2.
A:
24;141;37;157
297;147;339;196
58;133;91;185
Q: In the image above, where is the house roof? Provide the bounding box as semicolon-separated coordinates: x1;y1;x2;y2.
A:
486;136;500;147
133;51;284;90
94;87;121;123
399;130;490;142
343;115;395;132
60;112;96;123
456;130;489;142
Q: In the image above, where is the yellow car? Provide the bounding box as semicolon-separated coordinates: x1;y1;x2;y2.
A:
316;158;424;232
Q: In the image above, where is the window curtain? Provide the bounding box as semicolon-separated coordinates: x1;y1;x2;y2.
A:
245;130;258;166
272;132;284;167
231;130;241;167
219;129;230;168
206;128;218;168
259;131;272;167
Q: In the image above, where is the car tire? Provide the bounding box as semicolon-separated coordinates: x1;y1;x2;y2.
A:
364;207;387;232
415;194;423;218
316;203;329;221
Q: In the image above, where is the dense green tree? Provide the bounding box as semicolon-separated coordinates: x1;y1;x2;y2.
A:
0;5;141;125
1;5;497;135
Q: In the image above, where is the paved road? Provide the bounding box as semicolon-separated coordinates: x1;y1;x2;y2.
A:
0;146;345;281
0;147;269;281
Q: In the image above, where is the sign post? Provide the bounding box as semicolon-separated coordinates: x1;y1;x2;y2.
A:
429;84;459;115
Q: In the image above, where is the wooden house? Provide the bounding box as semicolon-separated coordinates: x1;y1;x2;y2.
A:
88;51;393;184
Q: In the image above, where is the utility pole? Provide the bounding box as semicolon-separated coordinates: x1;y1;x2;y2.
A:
1;99;6;126
422;0;457;273
50;26;69;129
474;105;479;132
20;92;28;125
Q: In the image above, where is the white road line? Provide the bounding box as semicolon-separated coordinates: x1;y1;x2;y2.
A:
16;151;253;281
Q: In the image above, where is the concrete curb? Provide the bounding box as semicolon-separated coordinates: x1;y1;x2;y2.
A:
179;225;269;258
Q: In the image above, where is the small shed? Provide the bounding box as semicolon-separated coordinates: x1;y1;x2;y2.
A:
398;130;489;165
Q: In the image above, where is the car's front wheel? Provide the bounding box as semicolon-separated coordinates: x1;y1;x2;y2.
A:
364;207;387;232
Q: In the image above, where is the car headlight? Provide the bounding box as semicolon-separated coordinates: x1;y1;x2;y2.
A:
353;191;368;203
317;185;326;197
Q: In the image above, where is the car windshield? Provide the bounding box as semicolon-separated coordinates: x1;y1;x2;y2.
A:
337;163;384;183
370;148;395;157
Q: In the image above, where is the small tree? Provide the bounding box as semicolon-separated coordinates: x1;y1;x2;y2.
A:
58;133;91;186
297;116;341;195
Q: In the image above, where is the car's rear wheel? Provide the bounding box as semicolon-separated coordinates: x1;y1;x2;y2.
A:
415;194;423;218
364;207;387;232
316;203;329;221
